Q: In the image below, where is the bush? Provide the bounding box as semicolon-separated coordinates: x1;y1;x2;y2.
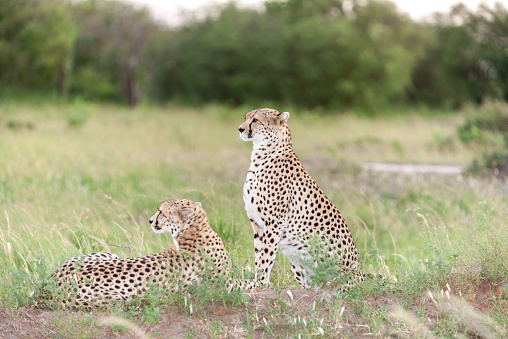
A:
458;101;508;177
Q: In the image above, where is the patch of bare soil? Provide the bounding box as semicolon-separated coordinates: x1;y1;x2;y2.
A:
0;282;506;339
466;280;507;313
0;308;51;338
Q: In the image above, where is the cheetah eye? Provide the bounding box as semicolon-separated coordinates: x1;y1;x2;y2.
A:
252;118;258;123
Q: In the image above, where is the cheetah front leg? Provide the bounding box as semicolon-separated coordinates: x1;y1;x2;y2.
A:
253;219;280;286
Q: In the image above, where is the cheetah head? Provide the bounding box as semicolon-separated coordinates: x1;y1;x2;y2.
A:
238;108;290;145
149;199;203;240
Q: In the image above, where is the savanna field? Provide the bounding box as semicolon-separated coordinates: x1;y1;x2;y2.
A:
1;100;507;338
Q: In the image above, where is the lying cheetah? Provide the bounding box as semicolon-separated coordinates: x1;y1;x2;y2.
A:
41;199;243;308
238;108;364;289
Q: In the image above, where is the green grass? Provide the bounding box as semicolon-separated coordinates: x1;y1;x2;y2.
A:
0;100;507;337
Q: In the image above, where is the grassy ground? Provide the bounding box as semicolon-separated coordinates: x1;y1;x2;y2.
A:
0;100;507;338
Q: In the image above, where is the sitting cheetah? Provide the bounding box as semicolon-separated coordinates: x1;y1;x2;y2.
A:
238;108;364;289
41;199;245;308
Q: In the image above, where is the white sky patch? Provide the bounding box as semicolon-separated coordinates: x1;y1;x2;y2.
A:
124;0;503;25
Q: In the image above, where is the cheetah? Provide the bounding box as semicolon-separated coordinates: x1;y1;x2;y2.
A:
40;199;244;308
238;108;364;290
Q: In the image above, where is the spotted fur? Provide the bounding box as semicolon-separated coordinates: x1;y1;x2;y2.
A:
238;108;364;289
43;199;248;308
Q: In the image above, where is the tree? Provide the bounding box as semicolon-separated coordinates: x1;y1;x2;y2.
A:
0;0;76;92
409;3;508;107
69;0;158;105
148;0;423;110
468;2;508;101
279;0;423;108
146;4;290;105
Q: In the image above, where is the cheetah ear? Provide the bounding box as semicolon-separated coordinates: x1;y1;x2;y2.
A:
179;206;194;220
195;202;202;208
276;111;290;124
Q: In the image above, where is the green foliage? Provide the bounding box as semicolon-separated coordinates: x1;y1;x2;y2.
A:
2;0;508;109
303;233;349;288
469;3;508;102
209;320;228;339
450;211;508;285
458;101;508;145
51;312;100;339
458;101;508;176
211;210;241;251
68;0;158;105
148;0;423;110
391;207;508;303
139;283;165;325
0;0;156;104
144;0;508;110
68;67;119;102
0;0;76;91
410;4;508;107
146;4;289;105
186;258;250;308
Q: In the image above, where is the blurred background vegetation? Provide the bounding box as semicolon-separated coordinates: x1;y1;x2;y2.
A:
1;0;507;111
1;3;508;331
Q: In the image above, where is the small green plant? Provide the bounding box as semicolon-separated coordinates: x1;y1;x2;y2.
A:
186;259;250;309
185;324;197;339
110;324;127;334
244;306;254;339
391;139;405;157
300;233;352;289
51;312;100;339
1;253;66;309
108;304;141;332
209;320;227;339
140;283;165;325
66;112;88;128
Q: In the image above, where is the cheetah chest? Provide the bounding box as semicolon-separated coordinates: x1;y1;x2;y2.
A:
243;169;265;231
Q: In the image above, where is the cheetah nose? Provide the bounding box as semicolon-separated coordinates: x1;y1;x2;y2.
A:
238;127;245;133
149;219;152;224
